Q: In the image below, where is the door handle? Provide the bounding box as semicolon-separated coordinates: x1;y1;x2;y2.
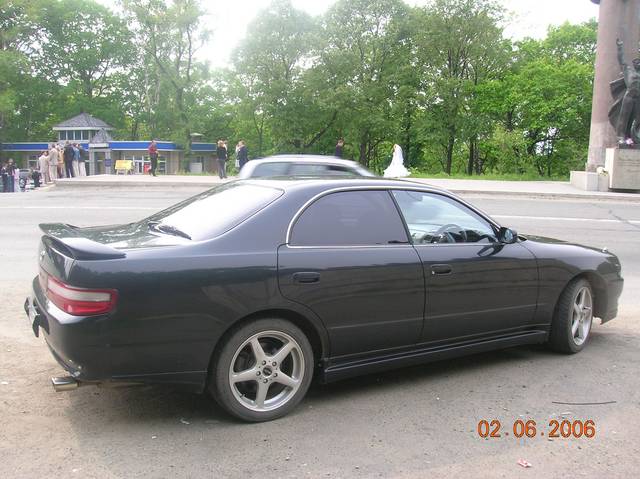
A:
293;272;320;283
431;264;452;275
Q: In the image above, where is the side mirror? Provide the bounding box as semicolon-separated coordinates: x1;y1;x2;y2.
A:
498;227;518;244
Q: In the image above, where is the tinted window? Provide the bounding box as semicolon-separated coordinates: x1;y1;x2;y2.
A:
288;163;355;176
290;191;408;246
146;183;283;241
288;163;328;176
392;190;497;244
251;162;289;177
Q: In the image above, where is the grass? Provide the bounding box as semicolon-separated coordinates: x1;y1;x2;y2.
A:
408;171;568;181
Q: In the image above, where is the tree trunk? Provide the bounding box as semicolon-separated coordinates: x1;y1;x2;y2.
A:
467;137;476;175
359;141;367;167
403;107;412;167
445;133;455;175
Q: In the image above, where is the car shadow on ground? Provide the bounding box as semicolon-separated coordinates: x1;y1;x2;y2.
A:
59;324;630;434
62;339;578;427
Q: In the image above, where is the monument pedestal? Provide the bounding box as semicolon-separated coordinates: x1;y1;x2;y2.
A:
570;170;609;191
605;148;640;190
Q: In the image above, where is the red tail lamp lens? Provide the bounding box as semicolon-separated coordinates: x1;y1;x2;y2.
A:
46;276;117;316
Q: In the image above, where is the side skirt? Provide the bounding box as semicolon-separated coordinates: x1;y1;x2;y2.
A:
320;330;548;383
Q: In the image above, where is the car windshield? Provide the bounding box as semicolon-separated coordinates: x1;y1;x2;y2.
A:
144;182;283;241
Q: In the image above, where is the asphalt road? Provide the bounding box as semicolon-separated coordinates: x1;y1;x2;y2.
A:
1;186;638;478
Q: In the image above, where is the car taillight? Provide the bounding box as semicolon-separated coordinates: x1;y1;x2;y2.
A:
46;276;117;316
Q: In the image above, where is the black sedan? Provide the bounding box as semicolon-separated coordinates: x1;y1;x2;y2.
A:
25;178;624;421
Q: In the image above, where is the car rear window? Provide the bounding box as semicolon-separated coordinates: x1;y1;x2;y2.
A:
288;163;356;176
145;183;283;241
251;162;290;177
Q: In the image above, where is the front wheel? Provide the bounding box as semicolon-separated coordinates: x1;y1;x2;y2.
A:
549;279;594;354
209;318;314;422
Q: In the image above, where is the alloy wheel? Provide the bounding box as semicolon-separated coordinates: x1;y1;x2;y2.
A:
228;331;305;412
571;286;593;346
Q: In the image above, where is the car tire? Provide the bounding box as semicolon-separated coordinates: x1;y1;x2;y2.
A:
209;318;314;422
548;278;594;354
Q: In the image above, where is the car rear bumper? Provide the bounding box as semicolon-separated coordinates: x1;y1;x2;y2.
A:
26;276;110;381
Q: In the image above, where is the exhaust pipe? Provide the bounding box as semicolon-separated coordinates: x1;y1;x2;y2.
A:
51;376;79;392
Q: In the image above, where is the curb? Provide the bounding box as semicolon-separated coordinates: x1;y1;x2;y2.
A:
53;179;224;189
51;178;640;202
446;189;640;202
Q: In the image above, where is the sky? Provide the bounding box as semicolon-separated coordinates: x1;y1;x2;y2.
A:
97;0;600;67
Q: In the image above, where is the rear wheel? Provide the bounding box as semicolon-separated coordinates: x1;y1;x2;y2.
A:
549;279;594;354
209;318;314;422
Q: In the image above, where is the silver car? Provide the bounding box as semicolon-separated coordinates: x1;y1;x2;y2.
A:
237;155;376;179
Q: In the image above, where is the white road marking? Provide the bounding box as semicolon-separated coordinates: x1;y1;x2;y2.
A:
0;206;157;210
493;215;640;225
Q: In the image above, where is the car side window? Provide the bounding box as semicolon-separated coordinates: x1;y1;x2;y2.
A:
290;191;409;246
392;190;498;244
288;163;326;176
251;162;289;177
324;165;354;176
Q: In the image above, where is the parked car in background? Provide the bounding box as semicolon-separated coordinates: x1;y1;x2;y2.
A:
238;155;375;179
25;178;623;422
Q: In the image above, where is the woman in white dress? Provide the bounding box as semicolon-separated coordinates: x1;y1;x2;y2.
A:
383;144;410;178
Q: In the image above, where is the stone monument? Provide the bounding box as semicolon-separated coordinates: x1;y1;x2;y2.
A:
571;0;640;191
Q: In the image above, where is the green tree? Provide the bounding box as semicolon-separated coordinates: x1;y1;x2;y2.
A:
123;0;210;154
412;0;506;175
477;21;596;176
232;0;319;155
317;0;410;166
0;0;40;141
35;0;134;101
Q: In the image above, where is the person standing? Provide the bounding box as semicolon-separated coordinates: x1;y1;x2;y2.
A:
148;140;158;176
237;140;249;170
72;143;80;177
38;150;50;184
63;141;75;178
57;145;64;178
6;159;17;192
216;140;227;179
383;144;410;178
334;138;345;158
1;161;9;192
78;144;87;176
48;144;59;181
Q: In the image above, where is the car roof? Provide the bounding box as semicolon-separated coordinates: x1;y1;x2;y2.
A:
238;176;449;195
249;155;361;167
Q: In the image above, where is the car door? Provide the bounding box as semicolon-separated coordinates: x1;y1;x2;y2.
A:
391;190;539;345
278;190;425;359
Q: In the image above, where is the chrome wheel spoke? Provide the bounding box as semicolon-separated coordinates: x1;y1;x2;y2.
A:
254;380;270;408
271;341;294;365
250;338;267;364
573;303;582;317
571;318;580;337
231;368;258;384
580;322;588;340
274;372;299;389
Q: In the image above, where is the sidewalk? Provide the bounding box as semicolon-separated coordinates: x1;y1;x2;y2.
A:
53;174;640;201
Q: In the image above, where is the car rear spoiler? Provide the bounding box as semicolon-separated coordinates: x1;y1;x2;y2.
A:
39;223;126;260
